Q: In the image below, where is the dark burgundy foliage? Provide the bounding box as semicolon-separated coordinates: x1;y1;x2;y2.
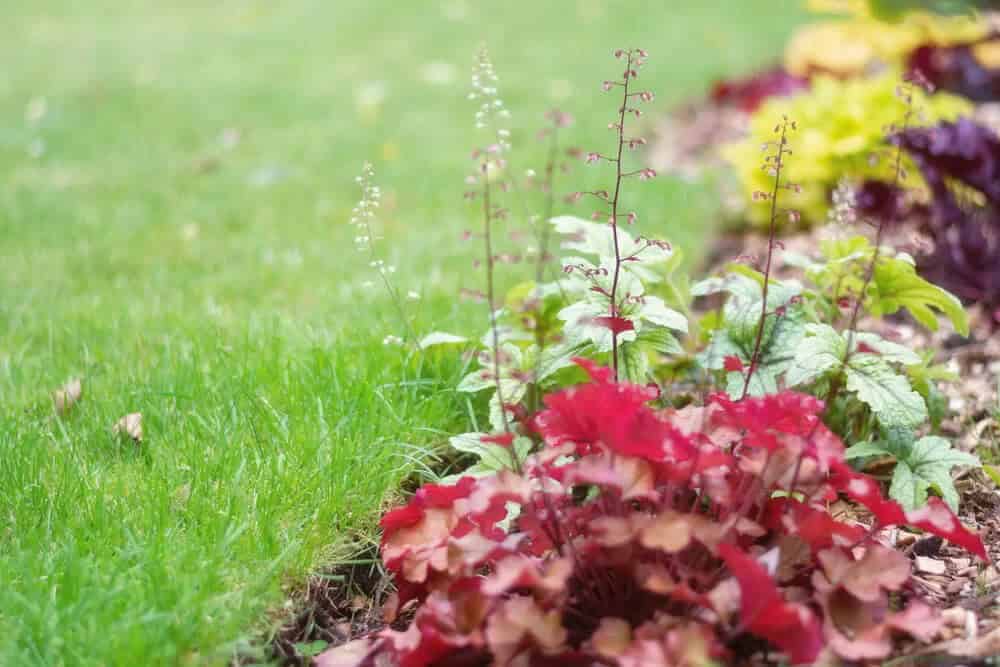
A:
909;40;1000;103
322;361;985;667
854;180;906;224
710;67;810;112
893;119;1000;322
895;118;1000;207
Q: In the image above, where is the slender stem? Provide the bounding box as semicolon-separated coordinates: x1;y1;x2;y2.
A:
536;125;560;287
482;159;512;437
526;123;562;417
740;122;790;400
361;216;417;346
608;53;632;381
825;101;913;412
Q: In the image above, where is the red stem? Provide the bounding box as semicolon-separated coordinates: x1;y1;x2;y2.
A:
608;52;632;381
740;121;790;400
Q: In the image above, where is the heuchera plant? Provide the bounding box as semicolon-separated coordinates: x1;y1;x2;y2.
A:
451;48;686;470
321;49;990;667
700;82;978;512
895;118;1000;326
723;72;970;226
909;38;1000;102
325;360;986;666
784;1;986;79
710;67;809;113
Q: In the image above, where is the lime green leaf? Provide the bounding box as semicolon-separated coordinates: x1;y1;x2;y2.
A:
725;367;779;398
845;354;928;427
870;257;969;336
638;296;688;332
851;332;921;365
786;323;846;387
448;432;533;475
845;440;893;459
889;460;928;511
904;435;979;511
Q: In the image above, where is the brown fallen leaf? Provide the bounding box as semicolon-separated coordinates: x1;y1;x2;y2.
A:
52;378;82;416
113;412;143;443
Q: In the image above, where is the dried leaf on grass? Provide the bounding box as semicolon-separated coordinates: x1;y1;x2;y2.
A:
113;412;143;443
52;377;82;416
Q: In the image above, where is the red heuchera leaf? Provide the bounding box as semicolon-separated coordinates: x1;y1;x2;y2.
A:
711;391;824;437
482;432;516;447
381;477;478;533
831;462;987;560
813;546;942;660
531;358;676;460
332;364;986;667
718;543;824;664
907;498;988;561
723;355;744;372
829;461;907;526
711;66;810;112
765;498;866;552
591;315;635;334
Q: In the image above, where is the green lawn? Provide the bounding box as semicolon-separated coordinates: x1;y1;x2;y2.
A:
0;2;806;665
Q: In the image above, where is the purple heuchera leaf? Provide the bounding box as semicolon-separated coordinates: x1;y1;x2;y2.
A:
894;119;1000;323
895;118;1000;209
855;180;905;223
909;42;1000;104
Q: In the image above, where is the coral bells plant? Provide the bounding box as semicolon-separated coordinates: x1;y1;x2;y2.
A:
321;359;986;666
576;47;659;380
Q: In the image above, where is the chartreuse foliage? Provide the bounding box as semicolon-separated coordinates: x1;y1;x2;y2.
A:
722;73;970;226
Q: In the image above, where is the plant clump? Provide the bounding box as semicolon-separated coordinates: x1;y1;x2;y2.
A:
322;360;985;666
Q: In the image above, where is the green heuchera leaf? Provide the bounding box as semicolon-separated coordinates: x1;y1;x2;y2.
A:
446;432;534;478
785;323;846;387
845;354;927;428
870;256;969;336
844;440;895;459
890;436;979;511
847;433;978;510
550;215;671;285
697;271;806;397
805;236;874;300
